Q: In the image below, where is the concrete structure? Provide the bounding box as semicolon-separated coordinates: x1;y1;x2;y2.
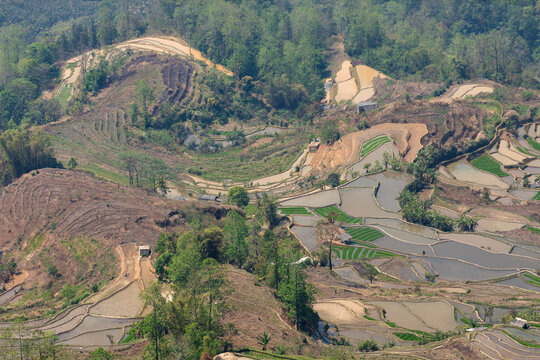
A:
309;141;321;152
356;101;377;113
198;194;220;202
139;246;151;257
338;233;352;244
510;317;528;328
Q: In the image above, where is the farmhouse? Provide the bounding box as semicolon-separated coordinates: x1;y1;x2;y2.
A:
338;233;352;244
309;141;321;152
510;317;528;328
356;101;377;113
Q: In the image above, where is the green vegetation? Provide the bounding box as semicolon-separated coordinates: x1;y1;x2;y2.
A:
314;206;362;224
528;227;540;234
471;155;508;177
227;186;250;207
333;246;396;260
516;145;535;156
533;192;540;201
56;84;73;107
278;207;313;216
345;227;384;243
360;136;391;158
398;191;454;232
363;315;376;321
527;137;540;151
394;332;420;342
522;273;540;287
25;233;45;255
501;330;540;348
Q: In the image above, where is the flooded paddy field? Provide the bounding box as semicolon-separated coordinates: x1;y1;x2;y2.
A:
439;233;512;253
280;189;340;208
372;236;434;256
447;160;509;188
412;256;515;281
290;225;318;252
339;187;400;219
495;276;540;292
369;171;411;212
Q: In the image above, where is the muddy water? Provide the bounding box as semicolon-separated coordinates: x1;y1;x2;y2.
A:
369;301;434;332
369;171;411;212
510;189;539;200
372;236;435;256
496;276;540;292
412;256;515;281
290;226;318;252
281;189;340;208
432;241;538;270
476;306;529;323
365;218;438;238
339;188;400;219
447;160;508;188
344;176;378;188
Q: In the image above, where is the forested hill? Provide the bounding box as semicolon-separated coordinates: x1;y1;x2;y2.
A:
162;0;540;90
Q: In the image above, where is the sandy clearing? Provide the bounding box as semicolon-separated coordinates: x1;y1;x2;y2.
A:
440;233;512;253
466;86;493;97
310;123;427;174
335;78;358;102
450;84;478;99
335;60;353;83
403;301;459;332
354;65;388;89
476;218;525;233
352;87;375;102
491;152;518;166
369;301;434;332
499;140;528;162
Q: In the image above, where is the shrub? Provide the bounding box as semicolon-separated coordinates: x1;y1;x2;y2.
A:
358;339;379;352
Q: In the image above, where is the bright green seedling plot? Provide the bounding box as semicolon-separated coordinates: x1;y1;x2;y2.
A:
394;333;420;341
345;227;384;242
471;155;508;177
527;137;540;151
517;145;535;156
332;246;396;260
314;205;362;223
533;192;540;201
528;227;540;234
360;136;391;158
278;207;313;215
522;272;540;287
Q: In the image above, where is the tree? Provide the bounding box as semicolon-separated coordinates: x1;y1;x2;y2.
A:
455;214;478;232
326;173;340;188
136;80;155;128
97;1;117;45
223;211;249;267
364;263;379;284
320;120;340;144
256;193;278;229
257;332;271;351
200;226;223;261
67;157;78;170
358;339;379;352
90;347;113;360
484;305;494;323
325;210;339;271
139;282;167;360
227;186;249;207
157;176;168;195
425;272;437;283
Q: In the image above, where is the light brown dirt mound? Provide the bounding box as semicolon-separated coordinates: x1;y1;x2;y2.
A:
335;60;353;83
354;65;388;89
310;123;427;174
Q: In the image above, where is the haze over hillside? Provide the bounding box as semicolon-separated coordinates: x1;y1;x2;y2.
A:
0;1;539;359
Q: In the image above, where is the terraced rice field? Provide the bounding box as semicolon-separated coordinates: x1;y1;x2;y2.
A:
522;272;540;287
360;136;391;158
394;332;420;341
345;227;384;244
314;205;362;223
471;155;508;177
527;137;540;151
333;246;396;260
278;207;313;216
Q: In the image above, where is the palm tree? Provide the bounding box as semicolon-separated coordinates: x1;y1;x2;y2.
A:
257;332;271;351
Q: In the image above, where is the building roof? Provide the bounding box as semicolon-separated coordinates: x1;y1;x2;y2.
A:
139;245;150;250
510;317;528;328
339;233;352;241
356;101;378;107
198;194;219;201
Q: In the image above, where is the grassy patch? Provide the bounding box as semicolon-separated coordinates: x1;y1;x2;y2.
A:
360;136;391;158
471;155;508;177
386;321;396;327
528;226;540;234
56;84;73;107
517;145;535;156
313;205;362;223
533;191;540;201
278;207;313;216
523;272;540;282
527;137;540;151
501;330;540;348
25;233;45;255
82;163;130;186
61;237;99;263
363;315;376;321
345;227;384;242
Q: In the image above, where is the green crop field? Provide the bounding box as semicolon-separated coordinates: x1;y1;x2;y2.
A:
471;155;508;177
394;333;420;341
527;137;540;151
528;226;540;234
333;246;396;260
517;145;535;156
360;136;391;158
56;84;73;107
278;207;313;215
314;205;362;223
345;227;384;243
533;192;540;200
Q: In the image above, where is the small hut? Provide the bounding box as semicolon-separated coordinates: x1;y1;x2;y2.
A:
198;194;220;202
139;246;151;257
510;317;528;329
356;101;377;113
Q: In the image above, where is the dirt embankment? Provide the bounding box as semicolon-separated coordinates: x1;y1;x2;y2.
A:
0;169;231;293
309;123;427;174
